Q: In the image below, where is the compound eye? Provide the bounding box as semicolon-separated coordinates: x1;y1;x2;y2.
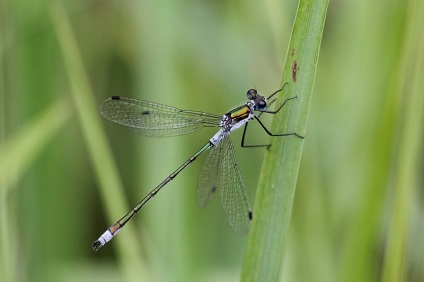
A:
257;100;267;110
247;89;257;100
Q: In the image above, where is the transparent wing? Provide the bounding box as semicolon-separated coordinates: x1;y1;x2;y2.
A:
219;136;252;235
197;142;221;208
100;97;222;137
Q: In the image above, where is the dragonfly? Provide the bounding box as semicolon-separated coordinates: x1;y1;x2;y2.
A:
92;82;302;251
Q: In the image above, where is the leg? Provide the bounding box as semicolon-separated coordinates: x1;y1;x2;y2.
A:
254;116;304;139
257;98;276;119
242;94;303;148
260;96;298;115
241;122;271;148
266;82;289;100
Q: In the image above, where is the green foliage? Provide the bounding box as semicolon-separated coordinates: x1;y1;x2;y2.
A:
1;0;423;281
242;0;328;281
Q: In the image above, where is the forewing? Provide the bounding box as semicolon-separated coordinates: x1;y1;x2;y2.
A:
219;136;252;235
100;97;221;137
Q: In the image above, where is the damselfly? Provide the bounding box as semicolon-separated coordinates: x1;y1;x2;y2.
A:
92;83;302;251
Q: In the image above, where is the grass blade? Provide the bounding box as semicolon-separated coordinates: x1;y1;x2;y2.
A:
382;0;424;281
0;96;72;282
0;96;72;187
46;1;147;280
241;0;329;280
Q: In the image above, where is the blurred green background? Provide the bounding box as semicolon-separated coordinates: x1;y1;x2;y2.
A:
1;0;423;281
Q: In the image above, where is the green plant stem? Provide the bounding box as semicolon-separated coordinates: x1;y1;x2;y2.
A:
0;96;72;282
45;1;147;280
382;0;424;281
241;0;328;281
0;96;72;188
